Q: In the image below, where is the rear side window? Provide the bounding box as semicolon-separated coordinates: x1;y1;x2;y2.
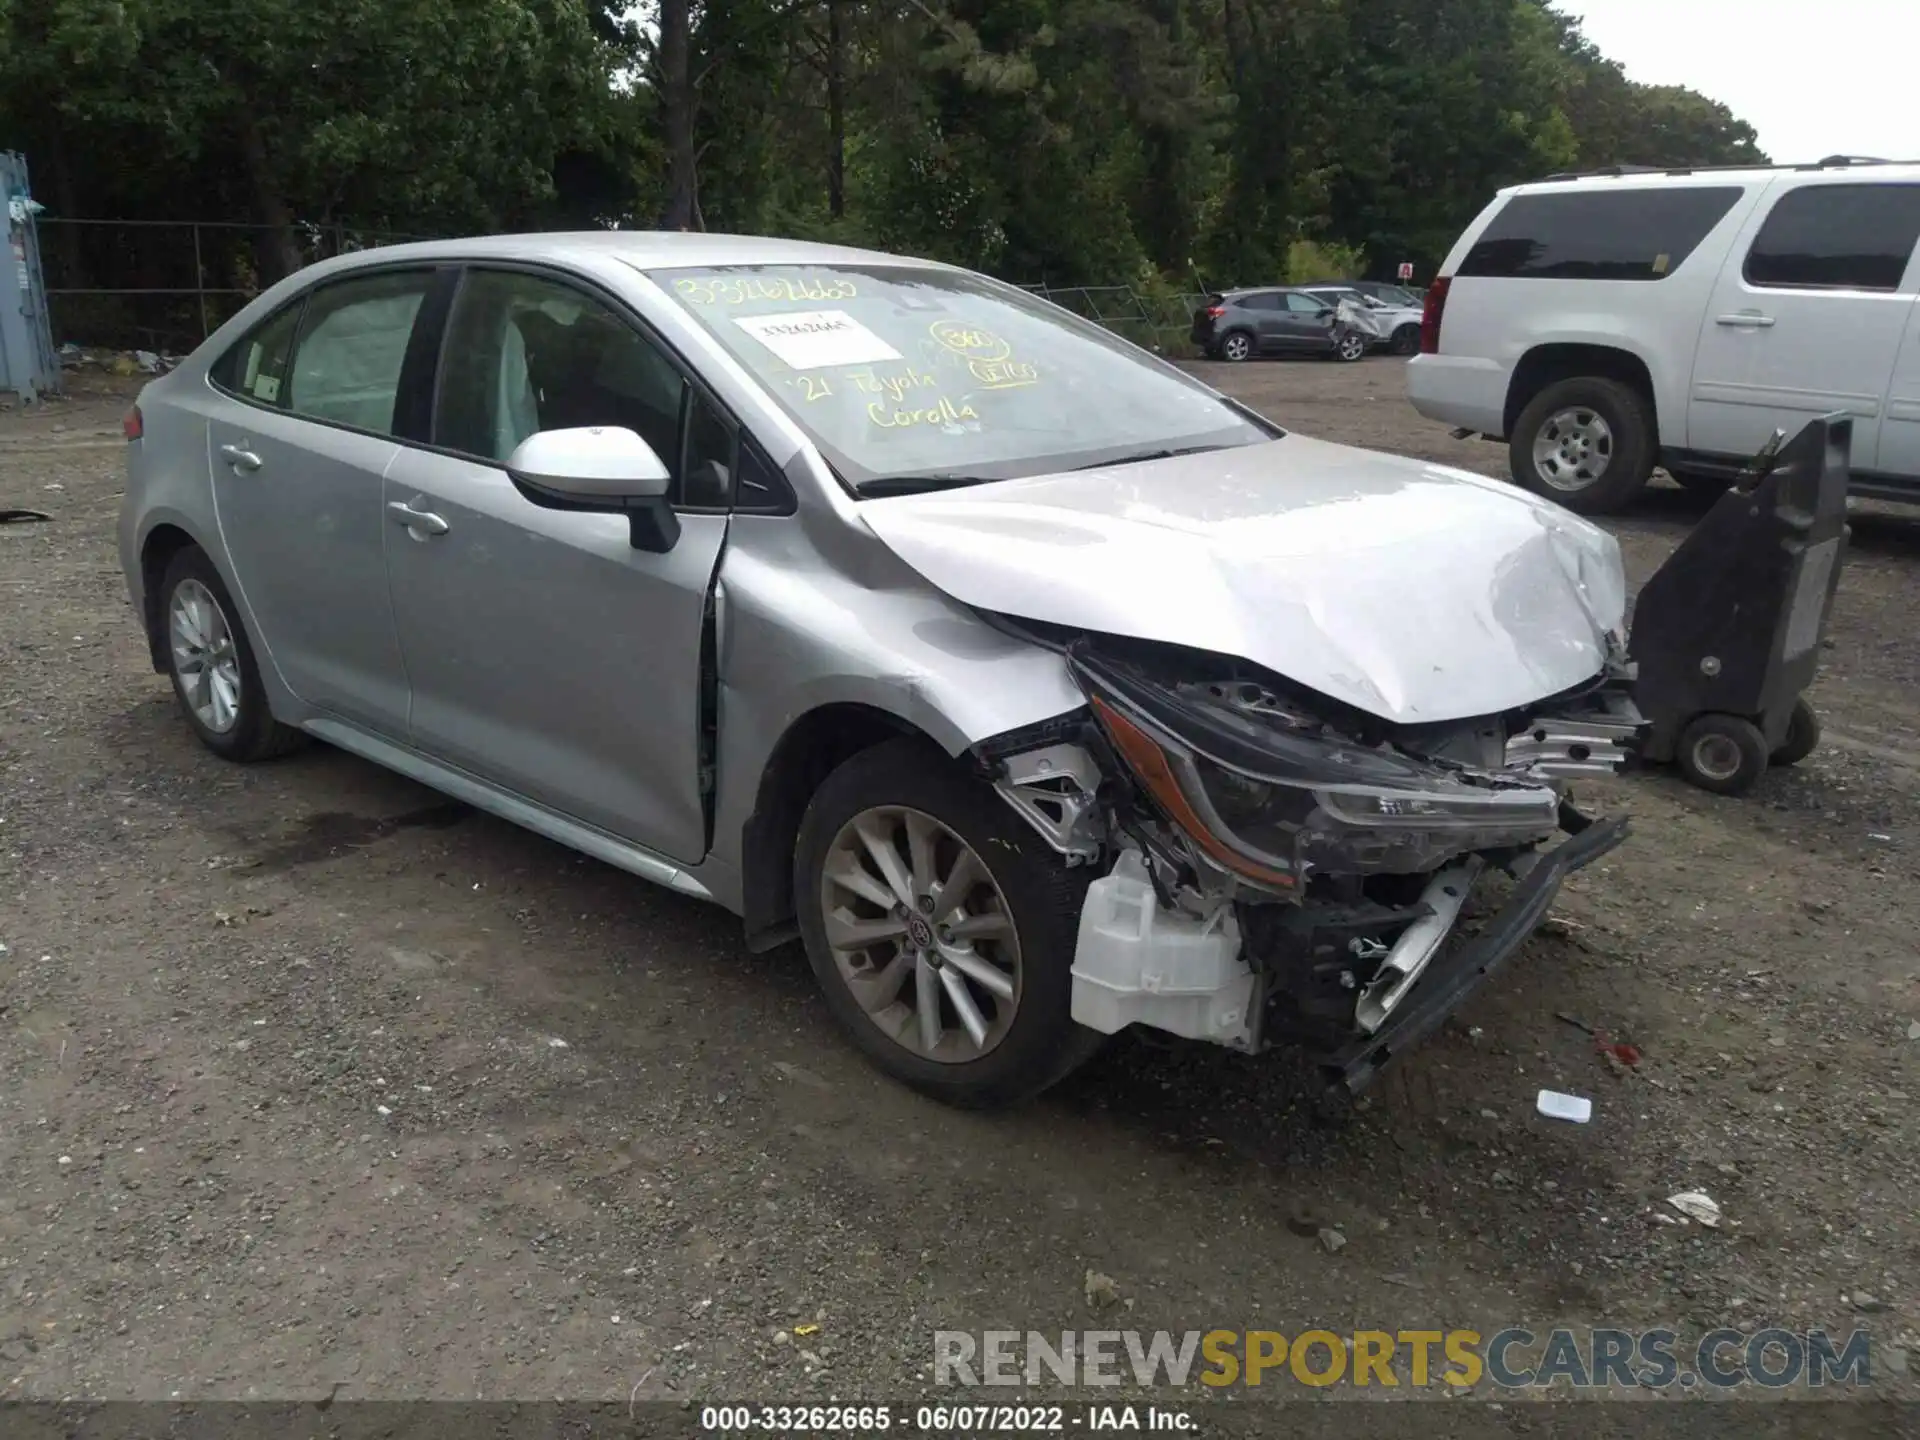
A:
1744;183;1920;291
1238;292;1281;311
211;303;301;406
285;272;433;434
1460;187;1744;281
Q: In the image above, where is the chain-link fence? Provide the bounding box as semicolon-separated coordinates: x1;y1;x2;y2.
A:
38;219;438;353
1018;283;1207;355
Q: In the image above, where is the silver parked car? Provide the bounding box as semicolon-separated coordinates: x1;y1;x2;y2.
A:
120;233;1641;1108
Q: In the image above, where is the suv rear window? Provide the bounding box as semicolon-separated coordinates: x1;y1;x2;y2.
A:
1744;183;1920;291
1459;186;1744;281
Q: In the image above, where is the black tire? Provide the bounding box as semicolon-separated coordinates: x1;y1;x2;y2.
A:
794;737;1103;1108
158;546;306;762
1215;329;1254;363
1676;713;1768;796
1770;696;1821;767
1509;376;1655;515
1390;324;1421;356
1669;468;1733;501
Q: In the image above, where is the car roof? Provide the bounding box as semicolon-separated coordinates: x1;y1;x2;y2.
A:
1499;158;1920;198
287;230;950;281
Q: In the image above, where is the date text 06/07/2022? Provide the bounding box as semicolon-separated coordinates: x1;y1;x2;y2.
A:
696;1402;1195;1432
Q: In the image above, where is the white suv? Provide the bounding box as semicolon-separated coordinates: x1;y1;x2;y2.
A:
1407;160;1920;514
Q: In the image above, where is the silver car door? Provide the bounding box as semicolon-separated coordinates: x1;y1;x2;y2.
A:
381;266;729;863
205;269;435;735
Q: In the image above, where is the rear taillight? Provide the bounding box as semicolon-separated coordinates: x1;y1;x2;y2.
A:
1419;276;1451;354
122;405;143;441
1205;305;1225;318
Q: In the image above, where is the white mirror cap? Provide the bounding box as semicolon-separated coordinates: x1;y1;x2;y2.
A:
505;426;671;501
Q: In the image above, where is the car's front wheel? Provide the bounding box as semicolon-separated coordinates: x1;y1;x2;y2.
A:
794;737;1102;1108
159;545;305;762
1334;330;1369;362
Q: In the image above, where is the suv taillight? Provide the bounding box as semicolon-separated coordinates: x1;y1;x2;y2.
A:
122;405;143;441
1419;276;1451;354
1205;305;1225;318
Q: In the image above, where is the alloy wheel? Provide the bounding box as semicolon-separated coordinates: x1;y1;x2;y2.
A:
818;805;1022;1063
1532;406;1615;493
169;577;243;734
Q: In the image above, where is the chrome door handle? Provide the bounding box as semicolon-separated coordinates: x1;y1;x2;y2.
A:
387;500;449;537
1715;313;1775;328
219;443;263;471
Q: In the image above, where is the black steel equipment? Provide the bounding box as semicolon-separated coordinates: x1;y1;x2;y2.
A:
1627;414;1851;796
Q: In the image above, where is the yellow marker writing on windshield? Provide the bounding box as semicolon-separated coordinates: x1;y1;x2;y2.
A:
867;396;979;429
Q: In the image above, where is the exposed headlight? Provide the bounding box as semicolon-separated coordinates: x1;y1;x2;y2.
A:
1087;688;1560;888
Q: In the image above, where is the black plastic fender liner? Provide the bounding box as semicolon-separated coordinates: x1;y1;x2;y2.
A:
1320;813;1631;1096
1628;415;1852;764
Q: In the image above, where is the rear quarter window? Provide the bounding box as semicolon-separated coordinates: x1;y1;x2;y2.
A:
1743;183;1920;291
1459;186;1745;281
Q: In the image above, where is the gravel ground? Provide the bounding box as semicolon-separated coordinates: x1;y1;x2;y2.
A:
0;360;1915;1412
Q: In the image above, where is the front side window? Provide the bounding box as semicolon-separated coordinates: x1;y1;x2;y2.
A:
681;388;736;510
1285;292;1328;314
1460;186;1745;281
284;271;432;434
1744;183;1920;292
435;269;687;480
652;264;1271;490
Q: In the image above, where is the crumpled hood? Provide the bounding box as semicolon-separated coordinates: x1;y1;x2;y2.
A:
858;435;1627;725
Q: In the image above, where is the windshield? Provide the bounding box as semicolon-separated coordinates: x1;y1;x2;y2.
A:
651;263;1272;490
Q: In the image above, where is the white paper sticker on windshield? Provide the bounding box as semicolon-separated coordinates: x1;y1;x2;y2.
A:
733;310;902;370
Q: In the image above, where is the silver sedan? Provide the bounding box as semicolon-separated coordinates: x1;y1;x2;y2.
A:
120;233;1639;1107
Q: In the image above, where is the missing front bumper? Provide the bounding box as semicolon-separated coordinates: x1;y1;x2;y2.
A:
1317;813;1630;1094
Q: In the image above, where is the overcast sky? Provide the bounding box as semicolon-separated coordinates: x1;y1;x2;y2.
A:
1552;0;1919;164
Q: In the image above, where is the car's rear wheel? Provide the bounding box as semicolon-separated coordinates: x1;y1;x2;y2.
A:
1216;330;1254;362
1509;376;1655;515
794;737;1102;1108
160;546;305;762
1390;324;1420;356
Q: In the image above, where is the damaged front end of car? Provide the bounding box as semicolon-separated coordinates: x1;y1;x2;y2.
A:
976;631;1641;1096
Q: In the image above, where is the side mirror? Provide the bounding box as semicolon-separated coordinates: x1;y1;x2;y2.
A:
505;426;679;553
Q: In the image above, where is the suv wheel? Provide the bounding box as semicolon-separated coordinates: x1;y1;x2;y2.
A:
794;738;1102;1108
1510;377;1654;514
159;546;306;762
1216;330;1253;362
1390;324;1420;356
1334;330;1369;362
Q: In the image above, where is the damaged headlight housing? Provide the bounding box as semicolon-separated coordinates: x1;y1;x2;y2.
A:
1081;663;1560;889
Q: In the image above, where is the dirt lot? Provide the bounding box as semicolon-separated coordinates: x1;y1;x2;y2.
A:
1;357;1916;1413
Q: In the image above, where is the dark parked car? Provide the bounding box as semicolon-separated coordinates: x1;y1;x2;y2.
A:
1191;287;1370;363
